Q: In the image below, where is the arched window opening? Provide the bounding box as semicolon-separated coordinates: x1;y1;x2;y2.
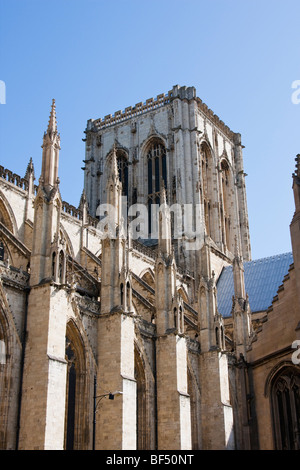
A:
221;326;224;350
200;143;214;239
52;252;56;278
126;281;131;310
220;160;231;250
215;327;219;347
64;326;87;450
271;367;300;450
174;308;177;330
147;140;167;234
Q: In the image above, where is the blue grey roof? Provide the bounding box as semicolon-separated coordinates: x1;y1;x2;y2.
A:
217;252;293;317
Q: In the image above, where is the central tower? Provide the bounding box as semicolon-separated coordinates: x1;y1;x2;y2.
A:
83;85;251;296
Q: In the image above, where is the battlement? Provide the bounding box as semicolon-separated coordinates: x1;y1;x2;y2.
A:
90;89;173;131
0;164;100;226
87;84;236;140
196;97;234;140
0;165;29;191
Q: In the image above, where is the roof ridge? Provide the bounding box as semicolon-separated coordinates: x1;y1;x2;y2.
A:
244;251;293;265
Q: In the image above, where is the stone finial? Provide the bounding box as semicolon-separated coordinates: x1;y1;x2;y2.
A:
109;144;120;182
78;189;88;209
24;157;35;181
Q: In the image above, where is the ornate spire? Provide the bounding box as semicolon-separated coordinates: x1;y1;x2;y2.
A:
78;189;87;208
41;99;60;194
47;99;58;135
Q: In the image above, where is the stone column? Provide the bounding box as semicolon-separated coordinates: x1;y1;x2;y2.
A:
18;285;68;450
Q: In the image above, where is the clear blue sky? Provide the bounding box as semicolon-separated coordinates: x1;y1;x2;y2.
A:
0;0;299;260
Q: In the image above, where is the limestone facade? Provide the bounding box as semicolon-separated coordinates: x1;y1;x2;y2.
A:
0;88;299;450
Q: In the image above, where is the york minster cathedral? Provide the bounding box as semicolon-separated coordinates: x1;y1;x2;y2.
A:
0;85;299;450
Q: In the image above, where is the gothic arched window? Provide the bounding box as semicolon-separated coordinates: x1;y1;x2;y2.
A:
271;366;300;450
64;325;87;450
147;140;167;234
147;140;167;204
220;159;231;250
200;142;213;239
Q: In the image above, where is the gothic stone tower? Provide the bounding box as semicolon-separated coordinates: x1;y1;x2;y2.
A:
82;85;252;450
83;84;251;281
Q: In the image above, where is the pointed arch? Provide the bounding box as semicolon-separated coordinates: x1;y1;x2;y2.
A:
0;282;22;449
219;157;235;252
64;319;88;450
0;191;17;235
265;362;300;450
199;140;216;241
142;136;168;234
139;267;155;289
59;224;75;258
178;285;189;304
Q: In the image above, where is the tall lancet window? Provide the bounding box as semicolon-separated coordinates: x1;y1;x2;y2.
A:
200;142;213;239
64;324;87;450
271;367;300;450
116;150;129;199
147;139;167;234
220;159;231;250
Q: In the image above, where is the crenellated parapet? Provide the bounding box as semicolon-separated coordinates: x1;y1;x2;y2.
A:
91;91;173;131
0;165;29;191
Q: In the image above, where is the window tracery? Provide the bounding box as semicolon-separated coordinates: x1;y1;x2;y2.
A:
271;367;300;450
146;140;167;234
